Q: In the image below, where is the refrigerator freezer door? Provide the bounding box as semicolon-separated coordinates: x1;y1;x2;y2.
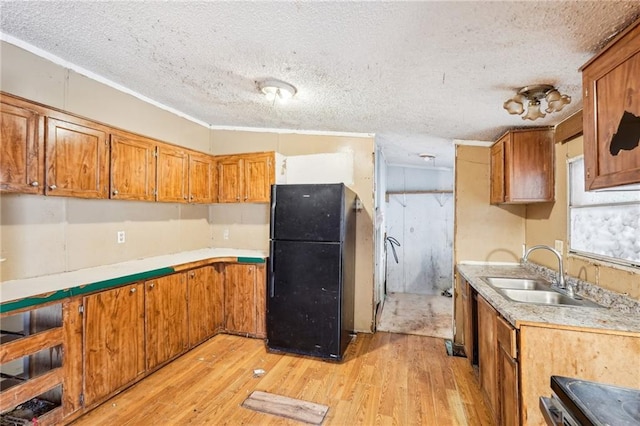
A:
267;240;343;359
271;184;344;242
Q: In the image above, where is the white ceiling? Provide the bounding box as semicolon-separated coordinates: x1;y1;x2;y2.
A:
1;2;639;168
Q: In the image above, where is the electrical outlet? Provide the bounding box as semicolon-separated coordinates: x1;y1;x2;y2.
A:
223;229;230;240
117;231;126;244
554;239;563;254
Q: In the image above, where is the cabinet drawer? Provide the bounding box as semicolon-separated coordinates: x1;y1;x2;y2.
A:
496;315;517;359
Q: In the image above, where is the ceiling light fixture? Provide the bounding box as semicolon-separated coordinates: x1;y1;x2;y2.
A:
258;79;297;102
503;84;571;121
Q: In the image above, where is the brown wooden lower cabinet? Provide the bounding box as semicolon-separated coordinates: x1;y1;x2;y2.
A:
224;263;265;337
0;260;267;424
145;273;189;370
83;283;145;407
496;315;519;426
187;264;224;347
477;295;499;423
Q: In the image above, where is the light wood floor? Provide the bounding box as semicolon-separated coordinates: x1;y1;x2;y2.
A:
71;333;492;425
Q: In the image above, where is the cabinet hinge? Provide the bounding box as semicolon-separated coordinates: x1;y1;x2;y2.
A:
78;304;84;314
79;393;84;406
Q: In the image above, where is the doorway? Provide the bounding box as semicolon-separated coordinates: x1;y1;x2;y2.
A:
377;166;454;339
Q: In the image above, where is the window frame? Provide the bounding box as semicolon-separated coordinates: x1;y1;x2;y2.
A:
567;155;640;268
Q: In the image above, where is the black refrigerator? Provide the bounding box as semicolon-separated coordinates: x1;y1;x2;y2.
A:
267;183;357;361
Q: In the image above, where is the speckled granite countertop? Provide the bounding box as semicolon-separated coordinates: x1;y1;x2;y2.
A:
457;263;640;335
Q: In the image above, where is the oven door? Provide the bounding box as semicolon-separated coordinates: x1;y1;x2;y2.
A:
539;395;582;426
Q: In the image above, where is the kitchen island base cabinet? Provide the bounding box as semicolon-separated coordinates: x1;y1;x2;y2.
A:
145;274;189;371
83;284;145;407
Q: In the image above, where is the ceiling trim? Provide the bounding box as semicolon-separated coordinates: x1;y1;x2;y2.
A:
453;139;494;147
2;32;376;140
210;124;374;138
1;32;211;128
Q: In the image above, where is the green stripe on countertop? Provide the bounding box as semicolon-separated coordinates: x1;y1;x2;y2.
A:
68;267;175;297
0;267;175;314
0;289;71;314
236;257;266;263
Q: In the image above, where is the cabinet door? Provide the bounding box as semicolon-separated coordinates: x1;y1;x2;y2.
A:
157;144;189;202
460;278;476;366
497;315;519;426
217;157;242;203
490;137;505;204
477;295;498;422
187;265;224;347
110;133;156;201
224;263;257;336
243;153;273;203
0;98;44;194
45;116;109;198
83;283;145;406
145;274;188;370
582;22;640;190
188;152;215;203
507;129;554;202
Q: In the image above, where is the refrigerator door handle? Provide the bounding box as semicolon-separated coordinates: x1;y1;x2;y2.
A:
269;240;275;298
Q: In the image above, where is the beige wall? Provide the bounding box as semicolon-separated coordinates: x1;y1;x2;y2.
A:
0;42;377;332
526;135;640;299
454;145;526;265
0;42;212;280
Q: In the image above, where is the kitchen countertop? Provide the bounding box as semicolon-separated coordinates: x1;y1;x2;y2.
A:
457;263;640;334
0;248;267;313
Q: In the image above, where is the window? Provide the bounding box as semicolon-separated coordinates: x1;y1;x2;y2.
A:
568;156;640;267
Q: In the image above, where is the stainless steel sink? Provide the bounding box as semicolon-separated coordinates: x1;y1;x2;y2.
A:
484;277;551;290
482;276;603;308
499;288;603;308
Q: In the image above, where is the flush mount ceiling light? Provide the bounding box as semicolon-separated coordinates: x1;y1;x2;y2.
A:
258;79;297;102
419;153;436;161
503;84;571;121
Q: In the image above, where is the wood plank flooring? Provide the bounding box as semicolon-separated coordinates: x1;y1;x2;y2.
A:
71;333;492;425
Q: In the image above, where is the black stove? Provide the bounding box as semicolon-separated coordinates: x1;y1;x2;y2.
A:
542;375;640;426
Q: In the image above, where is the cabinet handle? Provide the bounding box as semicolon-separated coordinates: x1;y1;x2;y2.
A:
112;189;119;196
130;287;136;293
30;181;39;187
149;283;155;289
48;184;57;190
190;272;195;278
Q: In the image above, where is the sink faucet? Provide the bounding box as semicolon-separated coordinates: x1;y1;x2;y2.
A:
522;245;573;297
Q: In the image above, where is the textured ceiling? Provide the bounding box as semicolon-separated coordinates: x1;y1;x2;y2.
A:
1;1;639;168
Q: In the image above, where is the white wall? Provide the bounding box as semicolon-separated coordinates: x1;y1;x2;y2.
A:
385;166;454;294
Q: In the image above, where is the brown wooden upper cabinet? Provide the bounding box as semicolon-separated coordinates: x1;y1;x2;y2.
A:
490;128;554;204
156;143;189;203
217;152;275;203
110;132;156;201
0;94;45;194
45;113;110;199
581;19;640;190
188;151;216;203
